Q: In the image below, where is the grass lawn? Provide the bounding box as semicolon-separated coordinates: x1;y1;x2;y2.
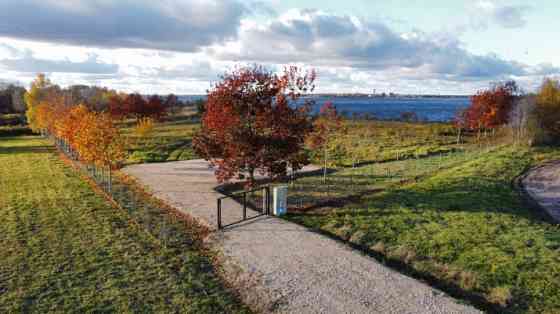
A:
0;136;248;313
119;116;560;312
287;145;560;313
121;115;199;165
310;120;482;167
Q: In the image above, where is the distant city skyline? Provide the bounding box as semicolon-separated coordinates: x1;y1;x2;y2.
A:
0;0;557;95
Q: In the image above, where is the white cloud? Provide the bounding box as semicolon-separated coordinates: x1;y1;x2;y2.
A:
471;1;531;29
211;9;529;81
0;48;119;75
0;3;555;95
0;0;247;52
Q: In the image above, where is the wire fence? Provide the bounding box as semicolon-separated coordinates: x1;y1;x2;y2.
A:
48;133;200;250
286;143;503;212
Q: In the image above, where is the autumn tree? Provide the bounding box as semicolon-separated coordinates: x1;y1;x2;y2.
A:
458;80;519;140
535;78;560;142
193;66;315;187
307;102;344;182
108;93;166;121
55;104;89;148
144;95;166;120
108;93;128;120
74;111;125;169
24;74;61;132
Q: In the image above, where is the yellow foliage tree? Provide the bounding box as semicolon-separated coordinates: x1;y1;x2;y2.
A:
25;74;55;132
134;117;155;138
536;78;560;140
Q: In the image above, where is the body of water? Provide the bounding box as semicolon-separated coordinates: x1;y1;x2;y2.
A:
179;95;471;122
308;96;470;122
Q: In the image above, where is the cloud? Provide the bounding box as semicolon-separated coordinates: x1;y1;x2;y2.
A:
472;1;531;29
0;0;246;52
211;9;528;81
0;50;119;74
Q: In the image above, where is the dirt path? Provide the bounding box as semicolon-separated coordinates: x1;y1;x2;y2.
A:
124;159;480;314
522;161;560;222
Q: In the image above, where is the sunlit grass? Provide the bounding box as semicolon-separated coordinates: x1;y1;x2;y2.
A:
0;136;248;313
287;146;560;313
120;115;199;164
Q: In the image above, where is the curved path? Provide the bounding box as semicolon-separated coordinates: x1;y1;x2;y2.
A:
522;161;560;222
124;159;480;314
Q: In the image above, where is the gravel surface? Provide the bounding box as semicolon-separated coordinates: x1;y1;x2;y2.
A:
522;161;560;222
124;159;481;314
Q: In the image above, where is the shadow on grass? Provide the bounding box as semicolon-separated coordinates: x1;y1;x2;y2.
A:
364;174;556;224
0;143;53;155
0;127;33;137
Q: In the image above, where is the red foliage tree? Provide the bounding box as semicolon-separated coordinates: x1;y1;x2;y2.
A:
460;81;518;135
144;95;166;120
108;94;127;120
108;93;166;120
193;66;316;187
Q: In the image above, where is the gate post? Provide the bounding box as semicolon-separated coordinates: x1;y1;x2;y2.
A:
217;198;222;229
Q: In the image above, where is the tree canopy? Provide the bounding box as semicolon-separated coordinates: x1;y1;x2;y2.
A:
193;66;316;186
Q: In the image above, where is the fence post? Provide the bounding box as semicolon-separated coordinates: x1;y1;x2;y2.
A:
243;192;247;220
108;167;112;193
217;198;222;229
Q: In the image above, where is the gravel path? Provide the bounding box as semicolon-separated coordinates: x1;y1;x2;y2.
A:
124;159;480;314
522;161;560;222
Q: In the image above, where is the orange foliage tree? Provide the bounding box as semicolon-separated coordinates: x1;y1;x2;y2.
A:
73;111;125;168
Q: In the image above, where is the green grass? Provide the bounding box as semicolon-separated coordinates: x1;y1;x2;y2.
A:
310;120;477;167
116;116;560;312
121;116;199;165
0;136;248;313
287;145;560;313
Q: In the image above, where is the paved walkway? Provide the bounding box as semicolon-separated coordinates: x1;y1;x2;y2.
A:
124;159;480;314
522;161;560;222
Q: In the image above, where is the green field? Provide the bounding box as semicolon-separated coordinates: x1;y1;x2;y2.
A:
122;116;199;165
308;120;487;167
287;144;560;313
4;115;560;313
0;136;248;313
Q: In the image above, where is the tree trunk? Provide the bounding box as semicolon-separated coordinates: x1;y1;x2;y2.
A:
249;168;255;189
323;146;328;184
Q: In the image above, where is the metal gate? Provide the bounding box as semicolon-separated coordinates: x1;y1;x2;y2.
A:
217;186;271;229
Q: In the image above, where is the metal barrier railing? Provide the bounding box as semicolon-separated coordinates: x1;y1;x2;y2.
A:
217;186;271;229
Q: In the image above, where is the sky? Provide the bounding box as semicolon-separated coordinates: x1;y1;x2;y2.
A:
0;0;558;95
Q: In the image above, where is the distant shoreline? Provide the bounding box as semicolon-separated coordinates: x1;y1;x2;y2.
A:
176;94;471;99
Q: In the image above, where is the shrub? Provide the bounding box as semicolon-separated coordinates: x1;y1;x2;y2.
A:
135;117;155;138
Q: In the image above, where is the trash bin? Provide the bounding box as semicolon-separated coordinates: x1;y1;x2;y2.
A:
273;185;288;216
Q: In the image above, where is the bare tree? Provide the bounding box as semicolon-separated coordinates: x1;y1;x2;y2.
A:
509;95;536;145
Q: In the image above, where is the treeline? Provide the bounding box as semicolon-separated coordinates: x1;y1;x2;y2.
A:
25;75;125;168
21;73;207;167
0;84;26;114
455;79;560;145
1;73;199;119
